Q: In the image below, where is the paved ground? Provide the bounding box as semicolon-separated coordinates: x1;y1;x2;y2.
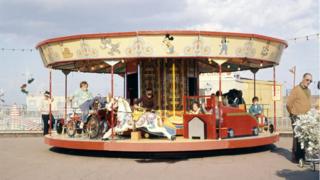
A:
0;137;318;180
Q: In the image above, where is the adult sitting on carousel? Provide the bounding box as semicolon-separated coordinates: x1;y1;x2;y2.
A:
134;88;156;112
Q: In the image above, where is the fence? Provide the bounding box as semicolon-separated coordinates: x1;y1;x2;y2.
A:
0;105;65;131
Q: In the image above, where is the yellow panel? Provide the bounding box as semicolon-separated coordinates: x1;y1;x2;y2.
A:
38;33;286;69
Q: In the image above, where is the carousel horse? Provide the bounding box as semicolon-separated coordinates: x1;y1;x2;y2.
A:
102;97;176;140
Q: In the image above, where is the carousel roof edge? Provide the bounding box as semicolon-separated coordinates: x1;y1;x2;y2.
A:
35;30;288;49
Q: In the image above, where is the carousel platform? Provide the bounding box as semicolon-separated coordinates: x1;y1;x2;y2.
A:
44;132;279;152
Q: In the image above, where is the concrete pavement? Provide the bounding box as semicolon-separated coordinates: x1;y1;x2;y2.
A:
0;137;318;180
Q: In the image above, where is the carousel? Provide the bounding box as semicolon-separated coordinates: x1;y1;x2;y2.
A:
36;30;287;152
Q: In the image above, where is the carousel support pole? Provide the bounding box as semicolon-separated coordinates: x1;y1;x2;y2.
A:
254;73;256;97
172;61;176;118
62;70;70;121
124;64;127;99
49;69;52;135
105;60;120;140
213;59;227;140
111;65;114;139
218;64;222;139
273;66;277;132
250;68;259;97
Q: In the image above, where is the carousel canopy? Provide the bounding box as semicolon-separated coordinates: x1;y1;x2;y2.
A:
36;30;287;73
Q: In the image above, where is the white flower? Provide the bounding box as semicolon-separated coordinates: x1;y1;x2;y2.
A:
294;108;320;156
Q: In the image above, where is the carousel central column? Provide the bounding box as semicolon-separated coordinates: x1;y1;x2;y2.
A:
213;59;227;140
172;60;176;119
137;62;141;98
164;58;167;116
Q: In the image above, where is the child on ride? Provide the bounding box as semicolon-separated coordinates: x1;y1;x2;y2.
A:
189;102;203;114
249;96;263;116
71;81;93;127
249;96;267;126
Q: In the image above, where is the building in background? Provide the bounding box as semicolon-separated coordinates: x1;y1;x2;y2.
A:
199;72;283;118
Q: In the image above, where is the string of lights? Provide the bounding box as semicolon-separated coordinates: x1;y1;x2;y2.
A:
286;33;319;42
0;48;34;52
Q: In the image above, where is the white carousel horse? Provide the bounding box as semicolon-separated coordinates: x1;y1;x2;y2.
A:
102;97;176;140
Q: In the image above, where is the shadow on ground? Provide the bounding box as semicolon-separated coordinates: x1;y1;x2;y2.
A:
270;147;292;162
50;144;277;163
276;169;319;180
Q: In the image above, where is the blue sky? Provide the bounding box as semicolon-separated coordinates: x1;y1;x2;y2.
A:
0;0;319;105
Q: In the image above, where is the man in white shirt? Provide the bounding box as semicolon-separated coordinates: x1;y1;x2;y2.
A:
40;91;55;135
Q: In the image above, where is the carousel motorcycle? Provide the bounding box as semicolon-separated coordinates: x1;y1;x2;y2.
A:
63;96;111;139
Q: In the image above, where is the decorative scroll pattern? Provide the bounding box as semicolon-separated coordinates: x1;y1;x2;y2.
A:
126;37;153;56
235;40;256;57
46;46;60;63
100;38;120;56
76;40;98;58
184;38;210;56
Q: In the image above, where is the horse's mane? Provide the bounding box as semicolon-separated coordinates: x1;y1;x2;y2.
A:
117;97;132;113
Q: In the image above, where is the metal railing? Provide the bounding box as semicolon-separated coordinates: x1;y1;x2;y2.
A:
0;105;65;131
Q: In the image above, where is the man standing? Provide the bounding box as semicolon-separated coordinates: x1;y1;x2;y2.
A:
40;91;55;135
286;73;312;162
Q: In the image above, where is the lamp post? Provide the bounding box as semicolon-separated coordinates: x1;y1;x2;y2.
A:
289;66;296;88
